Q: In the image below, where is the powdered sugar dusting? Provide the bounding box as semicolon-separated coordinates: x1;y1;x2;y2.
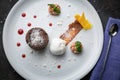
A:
30;30;44;45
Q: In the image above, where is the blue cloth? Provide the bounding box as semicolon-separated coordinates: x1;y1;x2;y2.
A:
90;17;120;80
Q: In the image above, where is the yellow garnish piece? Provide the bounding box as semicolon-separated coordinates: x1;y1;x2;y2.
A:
74;12;92;30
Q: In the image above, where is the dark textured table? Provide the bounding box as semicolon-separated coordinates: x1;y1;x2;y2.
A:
0;0;120;80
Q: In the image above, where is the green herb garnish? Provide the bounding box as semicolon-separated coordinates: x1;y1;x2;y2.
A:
53;6;61;14
75;41;82;52
48;4;61;14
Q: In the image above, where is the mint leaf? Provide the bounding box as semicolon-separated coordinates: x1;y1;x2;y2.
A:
53;7;61;14
75;41;82;52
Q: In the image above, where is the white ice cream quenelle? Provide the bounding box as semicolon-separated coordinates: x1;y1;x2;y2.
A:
50;38;66;55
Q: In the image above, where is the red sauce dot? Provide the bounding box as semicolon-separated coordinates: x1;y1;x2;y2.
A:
17;42;21;47
21;13;26;17
27;23;32;27
33;15;37;18
57;65;61;69
18;29;24;35
22;54;26;58
49;23;52;27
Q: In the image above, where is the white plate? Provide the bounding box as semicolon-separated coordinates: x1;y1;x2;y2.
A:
3;0;103;80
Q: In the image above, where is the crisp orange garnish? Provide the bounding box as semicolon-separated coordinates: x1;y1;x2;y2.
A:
75;12;92;30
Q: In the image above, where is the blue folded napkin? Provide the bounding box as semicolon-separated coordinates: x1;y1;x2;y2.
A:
90;17;120;80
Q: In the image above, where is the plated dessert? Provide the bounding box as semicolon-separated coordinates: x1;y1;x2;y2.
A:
3;0;104;80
